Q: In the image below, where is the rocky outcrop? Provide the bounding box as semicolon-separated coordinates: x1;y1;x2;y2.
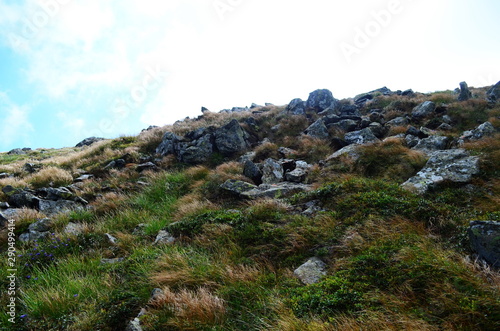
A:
457;81;472;101
402;149;479;194
413;135;450;152
286;98;306;115
75;137;105;148
486;81;500;103
305;119;329;140
19;218;53;242
221;179;311;199
306;89;339;112
294;257;327;285
344;128;379;145
458;122;496;145
468;221;500;267
261;159;284;184
156;120;250;164
412;101;436;119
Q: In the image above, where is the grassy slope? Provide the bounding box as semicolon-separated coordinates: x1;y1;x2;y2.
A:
0;90;499;330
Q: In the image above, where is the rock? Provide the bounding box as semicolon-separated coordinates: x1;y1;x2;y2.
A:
2;185;22;197
0;202;9;209
125;317;144;331
458;122;496;145
402;89;415;97
215;119;249;156
468;221;500;267
154;230;175;245
344;128;379;145
277;147;297;158
24;163;42;174
306;89;339;112
294;257;327;285
286;98;306;115
100;258;125;264
412;101;436;119
305;119;329;139
7;148;26;155
142;125;159;132
386;116;409;127
37;199;83;215
74;174;94;182
261;158;284;184
19;230;50;242
178;134;213;164
406;126;428;139
413;136;450;152
64;222;86;235
339;104;360;117
28;218;52;232
286;162;310;183
486;81;500;103
402;149;480;194
457;81;472;101
136;162;159;172
0;208;23;220
104;159;126;170
326;145;360;162
75;137;105;148
156;132;182;156
437;123;453;131
368;122;386;138
241;182;312;199
243;160;263;185
36;187;74;201
220;179;258;195
405;135;420;148
105;233;118;245
0;173;9;179
9;191;39;209
330;119;358;132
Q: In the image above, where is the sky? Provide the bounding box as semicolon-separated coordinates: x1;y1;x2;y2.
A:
0;0;499;152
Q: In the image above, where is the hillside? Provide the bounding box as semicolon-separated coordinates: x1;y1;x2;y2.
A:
1;82;500;330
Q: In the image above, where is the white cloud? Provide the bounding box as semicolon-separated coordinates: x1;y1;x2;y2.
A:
0;92;34;151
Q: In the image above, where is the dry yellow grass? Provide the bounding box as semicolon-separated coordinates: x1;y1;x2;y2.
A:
26;166;73;188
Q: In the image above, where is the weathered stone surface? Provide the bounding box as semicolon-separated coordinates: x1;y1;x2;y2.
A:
178;134;213;164
286;98;306;115
9;191;39;209
220;179;258;195
261;158;284;184
402;149;479;194
330;119;358;132
28;218;52;232
413;135;450;152
486;81;500;103
8;148;26;155
215;119;249;156
241;182;312;199
243;160;262;185
306;89;339;112
37;199;83;215
458;122;496;145
75;137;104;148
326;145;360;162
74;174;94;182
136;162;159;172
101;258;125;264
468;221;500;267
156;132;182;156
386;116;409;127
344;128;379;145
294;257;327;285
286;161;310;183
154;230;175;245
412;101;436;119
457;81;472;101
36;187;74;201
19;230;50;242
305;119;329;139
64;222;86;235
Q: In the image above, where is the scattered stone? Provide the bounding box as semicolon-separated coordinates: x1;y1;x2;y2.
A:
294;257;327;285
241;182;312;199
105;233;118;245
64;222;86;235
326;145;360;162
28;218;52;232
402;89;415;97
215;119;249;156
468;221;500;267
457;81;472;101
405;135;420;148
386;116;409;127
278;147;297;158
243;160;263;185
344;128;379;145
101;258;125;264
74;174;94;182
412;101;436;119
136;162;159;172
305;119;329;139
458;122;496;145
154;230;175;245
402;149;479;194
220;179;258;195
24;163;42;174
286;98;306;115
413;136;450;152
156;132;182;156
306;89;339;112
7;148;26;155
178;134;214;164
0;173;9;179
261;158;284;184
75;137;105;148
36;187;74;201
19;218;53;242
0;202;10;209
37;199;83;215
437;123;453;131
19;230;50;242
486;81;500;103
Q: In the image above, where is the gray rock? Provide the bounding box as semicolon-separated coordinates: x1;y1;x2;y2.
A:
136;162;159;172
241;182;312;199
24;163;41;174
7;148;26;155
405;135;420;148
305;119;329;139
286;168;308;183
154;230;175;245
261;158;284;184
402;149;480;194
220;179;258;195
468;221;500;267
277;147;297;158
105;233;118;245
459;122;496;145
64;222;86;235
125;317;144;331
243;160;262;185
28;218;52;232
0;208;23;220
306;89;339;112
74;174;94;182
294;257;327;285
156;132;182;156
9;191;39;209
0;173;10;179
37;199;83;215
19;230;50;242
386;116;409;127
326;145;361;162
215;119;249;156
100;258;125;264
344;128;379;145
368;122;386;138
402;89;415;97
75;137;105;148
330;119;358;132
36;187;74;201
437;123;453;131
487;81;500;103
286;98;306;115
458;81;472;101
178;134;213;164
0;202;10;209
413;135;450;152
412;101;436;119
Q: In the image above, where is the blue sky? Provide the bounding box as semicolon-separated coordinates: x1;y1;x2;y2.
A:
0;0;499;151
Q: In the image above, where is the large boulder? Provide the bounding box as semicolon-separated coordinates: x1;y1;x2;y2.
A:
402;149;480;194
220;180;311;199
344;128;379;145
412;101;436;119
261;158;284;184
413;135;450;152
177;134;214;164
457;81;472;101
468;221;500;267
75;137;105;148
286;98;306;115
486;81;500;103
305;119;329;140
458;122;496;145
214;119;249;156
294;257;327;285
37;199;83;215
243;160;263;185
306;89;339;112
156;132;182;156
